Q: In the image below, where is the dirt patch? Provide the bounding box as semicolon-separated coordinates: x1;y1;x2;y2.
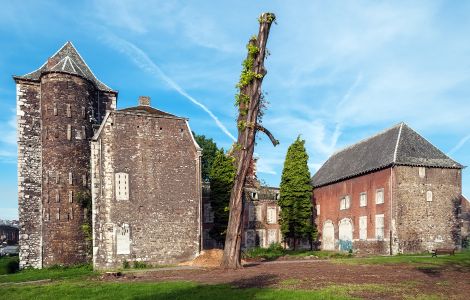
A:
179;249;223;268
104;260;470;299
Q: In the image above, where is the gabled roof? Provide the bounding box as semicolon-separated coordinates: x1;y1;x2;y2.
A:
119;105;177;117
14;41;114;92
311;123;463;188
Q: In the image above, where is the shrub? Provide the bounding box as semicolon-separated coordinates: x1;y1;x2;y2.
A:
122;260;130;269
6;259;19;274
133;261;149;269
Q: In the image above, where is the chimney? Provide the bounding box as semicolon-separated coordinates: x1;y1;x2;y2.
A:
138;96;151;106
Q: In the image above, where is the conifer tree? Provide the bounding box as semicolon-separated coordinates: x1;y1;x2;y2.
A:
209;150;236;245
278;137;314;250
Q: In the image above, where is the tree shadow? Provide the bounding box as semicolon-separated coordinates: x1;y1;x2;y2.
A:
228;274;278;288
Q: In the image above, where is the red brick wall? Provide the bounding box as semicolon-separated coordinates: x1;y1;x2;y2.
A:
313;168;392;254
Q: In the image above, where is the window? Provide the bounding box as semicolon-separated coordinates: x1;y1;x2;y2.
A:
53;103;58;116
426;191;433;202
82;174;87;187
419;167;426;178
68;191;73;203
375;214;384;240
316;204;320;216
66;104;71;117
116;224;130;254
115;173;129;201
376;189;384;204
251;192;258;200
67;124;72;140
255;205;263;221
204;203;214;223
267;229;277;245
340;195;350;210
69;207;74;220
360;192;367;207
68;172;73;185
267;207;277;224
274;193;280;200
55;190;60;202
56;208;60;220
255;229;265;247
81;106;86;119
359;216;367;240
81;126;86;139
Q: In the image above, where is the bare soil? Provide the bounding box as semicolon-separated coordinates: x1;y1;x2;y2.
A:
105;259;470;299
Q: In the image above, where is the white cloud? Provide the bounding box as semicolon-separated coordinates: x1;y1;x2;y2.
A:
449;134;470;156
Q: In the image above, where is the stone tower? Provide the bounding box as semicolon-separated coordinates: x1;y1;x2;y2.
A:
14;42;117;268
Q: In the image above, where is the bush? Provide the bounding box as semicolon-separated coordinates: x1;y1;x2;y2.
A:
122;260;130;269
6;259;19;274
133;261;149;269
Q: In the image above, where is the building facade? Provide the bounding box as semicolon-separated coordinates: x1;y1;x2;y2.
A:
0;225;19;246
312;123;464;254
91;97;202;269
15;42;202;269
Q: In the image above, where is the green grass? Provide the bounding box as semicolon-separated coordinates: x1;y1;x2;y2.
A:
243;244;350;261
0;255;19;275
332;250;470;268
0;263;96;283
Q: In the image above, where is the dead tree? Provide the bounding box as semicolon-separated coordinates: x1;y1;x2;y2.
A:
222;12;278;269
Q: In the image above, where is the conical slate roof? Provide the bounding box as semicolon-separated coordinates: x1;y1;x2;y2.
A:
14;41;113;92
311;123;463;188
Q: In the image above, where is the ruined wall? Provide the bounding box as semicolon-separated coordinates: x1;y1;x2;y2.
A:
313;168;392;254
393;166;461;253
16;80;42;268
92;111;201;270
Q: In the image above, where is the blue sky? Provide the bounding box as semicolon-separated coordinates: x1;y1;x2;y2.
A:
1;0;469;219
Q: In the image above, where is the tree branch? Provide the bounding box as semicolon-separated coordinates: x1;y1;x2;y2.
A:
256;124;279;146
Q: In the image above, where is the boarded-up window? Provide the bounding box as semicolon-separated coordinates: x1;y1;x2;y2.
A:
204;203;214;223
248;203;255;221
375;214;384;240
245;230;255;248
116;224;130;255
267;229;277;245
426;191;433;202
68;190;73;203
267;207;277;224
115;173;129;201
256;229;265;248
340;195;350;210
67;124;72;140
68;172;73;185
359;216;367;240
376;189;384;204
66;104;71;117
419;167;426;178
360;192;367;207
255;205;262;221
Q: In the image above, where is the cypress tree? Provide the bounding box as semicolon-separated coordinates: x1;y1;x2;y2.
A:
208;150;236;245
278;136;314;250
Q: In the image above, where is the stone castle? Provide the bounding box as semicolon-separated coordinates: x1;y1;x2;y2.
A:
15;42;202;269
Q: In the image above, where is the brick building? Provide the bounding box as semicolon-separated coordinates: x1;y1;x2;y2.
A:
312;123;464;254
15;42;202;269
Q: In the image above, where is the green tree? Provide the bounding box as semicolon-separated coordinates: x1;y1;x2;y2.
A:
194;133;219;182
208;150;236;245
278;137;315;250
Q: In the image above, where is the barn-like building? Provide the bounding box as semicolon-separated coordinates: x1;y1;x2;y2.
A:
312;123;464;254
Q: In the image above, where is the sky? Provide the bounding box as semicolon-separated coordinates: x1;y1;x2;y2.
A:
1;0;469;220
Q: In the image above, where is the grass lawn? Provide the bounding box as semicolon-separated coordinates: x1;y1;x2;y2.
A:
0;263;96;283
243;243;350;260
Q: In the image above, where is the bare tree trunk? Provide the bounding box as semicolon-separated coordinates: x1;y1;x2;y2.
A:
222;13;277;269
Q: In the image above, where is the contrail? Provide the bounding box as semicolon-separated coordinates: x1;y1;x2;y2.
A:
102;34;237;142
448;134;470;155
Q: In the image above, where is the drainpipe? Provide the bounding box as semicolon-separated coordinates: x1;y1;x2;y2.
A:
389;166;393;255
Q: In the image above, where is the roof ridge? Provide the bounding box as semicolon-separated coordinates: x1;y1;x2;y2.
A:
329;122;403;158
393;122;404;163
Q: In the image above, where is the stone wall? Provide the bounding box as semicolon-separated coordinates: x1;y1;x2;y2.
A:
16;80;42;269
393;166;461;253
92;110;202;270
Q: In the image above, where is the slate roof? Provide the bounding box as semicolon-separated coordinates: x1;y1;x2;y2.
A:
119;106;178;118
13;41;114;92
311;123;463;188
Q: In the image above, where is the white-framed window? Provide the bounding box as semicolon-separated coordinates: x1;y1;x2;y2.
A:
419;167;426;178
426;191;433;202
376;188;384;204
68;190;73;203
251;192;258;200
267;206;277;224
359;216;367;240
316;204;320;216
204;203;214;223
267;229;277;245
340;195;351;210
68;172;73;185
115;172;129;201
256;229;265;247
360;192;367;207
375;214;385;240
